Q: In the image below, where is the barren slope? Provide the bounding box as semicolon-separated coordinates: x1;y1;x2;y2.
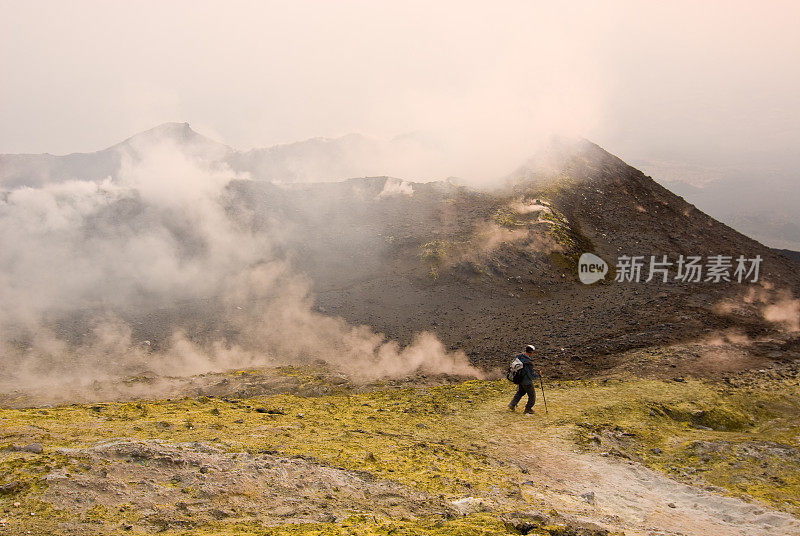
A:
3;128;799;380
220;140;800;377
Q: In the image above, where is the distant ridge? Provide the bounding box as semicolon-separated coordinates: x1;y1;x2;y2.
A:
0;122;230;188
775;248;800;264
0;123;444;187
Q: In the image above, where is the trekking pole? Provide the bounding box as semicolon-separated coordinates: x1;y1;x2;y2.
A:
538;372;548;414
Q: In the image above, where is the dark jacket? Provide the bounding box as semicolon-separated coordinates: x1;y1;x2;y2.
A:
515;353;538;385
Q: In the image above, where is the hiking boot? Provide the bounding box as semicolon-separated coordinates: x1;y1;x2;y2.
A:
523;409;535;415
507;403;516;412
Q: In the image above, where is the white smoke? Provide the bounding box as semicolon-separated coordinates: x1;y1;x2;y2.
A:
377;178;414;198
714;282;800;333
0;139;481;401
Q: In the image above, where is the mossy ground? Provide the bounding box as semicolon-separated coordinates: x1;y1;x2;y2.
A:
1;370;799;534
162;513;552;536
567;378;800;513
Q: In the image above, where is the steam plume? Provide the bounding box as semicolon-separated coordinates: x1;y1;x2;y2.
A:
0;139;480;401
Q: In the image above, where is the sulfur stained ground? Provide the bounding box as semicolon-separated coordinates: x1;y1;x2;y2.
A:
1;364;800;535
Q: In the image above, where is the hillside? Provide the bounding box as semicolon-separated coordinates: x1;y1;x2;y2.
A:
1;125;799;386
2;125;800;536
3;368;800;535
220;140;800;379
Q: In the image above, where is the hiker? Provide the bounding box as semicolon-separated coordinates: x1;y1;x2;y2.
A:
508;344;541;414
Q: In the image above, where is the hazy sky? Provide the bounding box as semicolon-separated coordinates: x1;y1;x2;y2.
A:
1;1;799;174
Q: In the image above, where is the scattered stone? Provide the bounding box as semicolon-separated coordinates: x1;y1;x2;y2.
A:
0;481;22;494
668;502;677;508
450;496;490;515
255;407;285;415
608;448;629;459
22;443;43;454
502;515;547;535
580;491;596;505
209;509;229;520
651;447;662;454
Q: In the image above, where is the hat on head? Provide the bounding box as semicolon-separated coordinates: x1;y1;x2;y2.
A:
525;344;535;353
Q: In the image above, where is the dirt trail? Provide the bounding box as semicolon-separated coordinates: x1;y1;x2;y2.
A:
519;436;800;536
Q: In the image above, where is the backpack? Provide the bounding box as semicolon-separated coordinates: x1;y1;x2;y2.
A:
506;357;524;384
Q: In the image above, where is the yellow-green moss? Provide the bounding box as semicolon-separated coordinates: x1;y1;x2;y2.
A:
419;240;453;267
163;512;572;536
564;378;800;513
2;372;799;532
492;208;523;229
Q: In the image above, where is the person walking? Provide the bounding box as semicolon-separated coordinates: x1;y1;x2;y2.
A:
508;344;540;414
